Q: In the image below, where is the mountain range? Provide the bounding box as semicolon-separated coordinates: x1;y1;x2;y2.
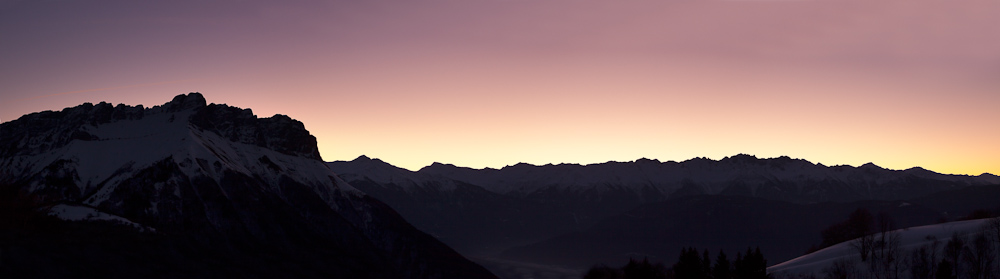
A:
0;93;496;279
329;154;1000;270
4;93;998;279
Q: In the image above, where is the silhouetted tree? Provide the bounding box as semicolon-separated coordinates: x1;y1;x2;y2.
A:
734;247;767;279
868;213;902;279
837;209;877;263
676;247;706;279
910;236;940;279
714;250;732;279
961;209;995;221
703;250;713;279
823;208;875;248
962;233;996;279
584;258;668;279
734;252;744;279
584;264;623;279
588;247;770;279
984;217;1000;278
752;247;768;279
623;258;668;279
944;232;966;279
936;260;955;279
822;258;860;279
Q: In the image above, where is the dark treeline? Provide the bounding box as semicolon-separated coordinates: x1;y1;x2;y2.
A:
583;247;770;279
815;208;877;252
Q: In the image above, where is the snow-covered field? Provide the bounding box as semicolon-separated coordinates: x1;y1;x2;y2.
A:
769;218;996;277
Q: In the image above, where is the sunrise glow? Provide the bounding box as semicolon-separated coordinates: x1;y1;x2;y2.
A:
2;0;998;175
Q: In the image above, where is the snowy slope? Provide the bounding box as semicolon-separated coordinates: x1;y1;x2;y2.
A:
0;93;497;279
769;218;996;277
2;97;359;218
48;203;154;231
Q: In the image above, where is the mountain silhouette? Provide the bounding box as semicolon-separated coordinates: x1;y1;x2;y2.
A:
0;93;497;279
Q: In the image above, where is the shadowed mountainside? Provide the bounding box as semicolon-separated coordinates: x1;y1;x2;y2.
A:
330;156;998;273
0;93;497;279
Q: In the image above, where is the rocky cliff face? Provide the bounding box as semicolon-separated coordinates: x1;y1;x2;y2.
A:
0;93;496;279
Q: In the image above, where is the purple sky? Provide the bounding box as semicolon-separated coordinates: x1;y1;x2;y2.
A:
2;0;998;175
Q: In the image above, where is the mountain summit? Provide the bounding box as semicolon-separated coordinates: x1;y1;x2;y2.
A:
0;93;496;279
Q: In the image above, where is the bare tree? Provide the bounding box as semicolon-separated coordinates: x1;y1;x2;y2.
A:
944;232;966;279
852;232;876;263
867;213;903;279
843;209;876;263
823;258;862;279
936;260;956;279
962;232;996;279
911;236;941;279
984;217;1000;279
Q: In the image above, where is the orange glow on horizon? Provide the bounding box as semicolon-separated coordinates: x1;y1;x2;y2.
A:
2;0;998;177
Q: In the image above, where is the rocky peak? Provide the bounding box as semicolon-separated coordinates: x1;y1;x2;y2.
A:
1;93;500;279
2;100;148;157
189;103;321;160
722;154;759;165
2;93;321;160
349;155;396;167
634;157;661;164
859;162;884;171
163;92;207;112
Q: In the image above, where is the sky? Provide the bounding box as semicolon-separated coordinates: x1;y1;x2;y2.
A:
2;0;998;175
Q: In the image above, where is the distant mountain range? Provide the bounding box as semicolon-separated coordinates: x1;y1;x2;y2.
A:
329;155;1000;269
415;155;998;201
0;93;496;279
4;92;997;279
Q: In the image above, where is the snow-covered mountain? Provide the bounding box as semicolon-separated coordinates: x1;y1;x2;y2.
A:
0;93;497;279
330;156;660;258
328;156;581;257
418;155;999;202
328;155;999;271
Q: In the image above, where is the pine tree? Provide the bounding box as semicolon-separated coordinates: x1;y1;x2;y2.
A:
734;247;768;279
733;252;744;279
584;264;622;279
675;247;709;279
750;247;767;279
703;249;713;279
624;257;666;279
714;250;732;279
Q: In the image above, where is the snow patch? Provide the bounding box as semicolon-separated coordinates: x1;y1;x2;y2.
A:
770;218;994;276
48;204;155;232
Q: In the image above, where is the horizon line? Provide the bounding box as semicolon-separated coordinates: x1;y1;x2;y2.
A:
331;154;998;177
